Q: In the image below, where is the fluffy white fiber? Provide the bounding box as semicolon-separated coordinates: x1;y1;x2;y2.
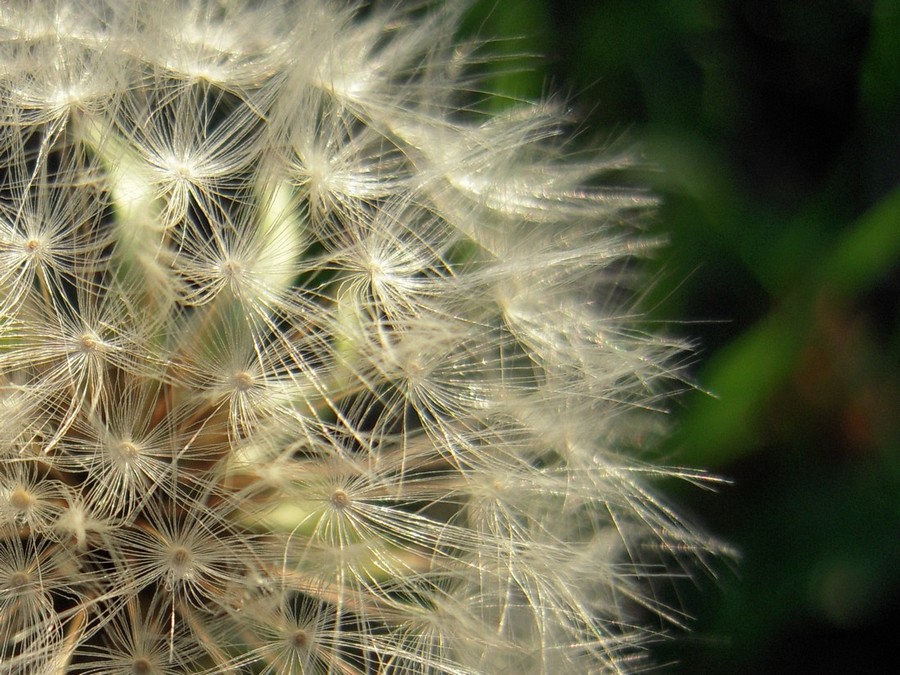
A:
0;2;720;672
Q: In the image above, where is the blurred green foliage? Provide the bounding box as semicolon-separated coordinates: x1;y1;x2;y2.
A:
464;0;899;672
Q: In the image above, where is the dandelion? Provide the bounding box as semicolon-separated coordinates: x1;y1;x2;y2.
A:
0;1;721;673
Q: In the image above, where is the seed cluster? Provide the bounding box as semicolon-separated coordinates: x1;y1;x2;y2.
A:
0;2;716;673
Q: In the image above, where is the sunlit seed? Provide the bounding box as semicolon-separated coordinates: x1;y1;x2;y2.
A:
8;571;30;590
132;657;153;674
171;546;192;571
290;628;308;650
222;259;243;279
118;441;140;459
330;489;350;509
233;371;254;392
8;487;33;512
80;334;97;351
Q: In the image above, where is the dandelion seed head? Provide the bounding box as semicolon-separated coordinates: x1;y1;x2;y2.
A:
0;0;722;672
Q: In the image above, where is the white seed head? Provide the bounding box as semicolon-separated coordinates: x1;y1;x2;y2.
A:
0;1;721;672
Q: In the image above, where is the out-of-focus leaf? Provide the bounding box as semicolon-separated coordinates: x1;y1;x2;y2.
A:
677;185;900;467
859;0;900;122
820;186;900;298
677;308;805;466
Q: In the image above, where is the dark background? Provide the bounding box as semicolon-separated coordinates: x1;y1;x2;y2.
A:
462;1;899;672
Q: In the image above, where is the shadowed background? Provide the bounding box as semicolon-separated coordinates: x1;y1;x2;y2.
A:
462;0;900;672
